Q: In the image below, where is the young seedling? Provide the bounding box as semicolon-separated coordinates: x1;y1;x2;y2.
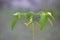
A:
11;11;54;40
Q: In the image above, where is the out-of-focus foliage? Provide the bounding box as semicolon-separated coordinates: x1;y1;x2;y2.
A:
53;13;60;20
11;11;53;30
11;16;19;30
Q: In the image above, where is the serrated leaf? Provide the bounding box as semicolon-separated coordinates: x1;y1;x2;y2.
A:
40;12;49;30
11;16;19;30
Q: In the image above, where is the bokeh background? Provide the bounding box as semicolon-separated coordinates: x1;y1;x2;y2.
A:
0;0;60;40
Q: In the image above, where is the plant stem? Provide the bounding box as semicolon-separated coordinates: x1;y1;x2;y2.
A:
32;22;39;40
35;22;39;40
32;25;36;40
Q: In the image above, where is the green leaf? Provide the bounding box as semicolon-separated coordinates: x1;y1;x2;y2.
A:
13;12;20;16
48;18;53;27
39;12;49;30
11;16;19;30
19;13;24;20
13;12;24;20
25;11;34;21
48;12;55;22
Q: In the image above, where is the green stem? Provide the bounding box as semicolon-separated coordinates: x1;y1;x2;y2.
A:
32;25;36;40
32;26;35;40
35;22;39;40
35;26;38;40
